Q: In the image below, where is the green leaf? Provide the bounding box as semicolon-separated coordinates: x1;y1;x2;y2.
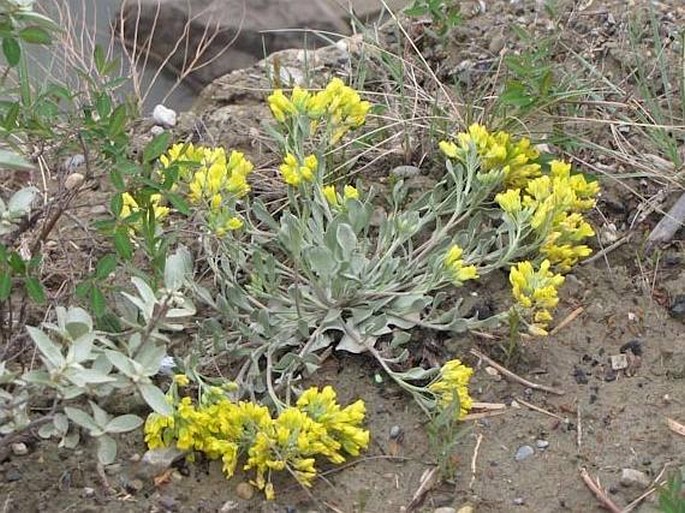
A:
142;132;170;163
138;383;173;416
165;192;189;216
0;272;11;300
95;93;112;119
19;26;51;44
7;252;25;273
164;246;191;291
2;37;20;67
93;45;106;75
108;105;127;137
305;246;337;278
97;435;117;465
95;254;118;279
25;276;45;303
113;228;133;260
106;414;143;433
74;280;92;299
91;287;106;317
335;224;357;261
0;149;33;170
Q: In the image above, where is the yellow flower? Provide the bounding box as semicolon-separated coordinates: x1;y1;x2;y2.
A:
444;244;479;285
343;185;359;200
495;188;522;215
173;374;190;386
120;192;138;219
429;359;474;419
322;185;339;206
509;259;565;334
439;140;459;159
279;153;318;187
267;89;296;123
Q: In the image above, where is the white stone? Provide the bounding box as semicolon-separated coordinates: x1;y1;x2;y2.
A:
152;104;177;128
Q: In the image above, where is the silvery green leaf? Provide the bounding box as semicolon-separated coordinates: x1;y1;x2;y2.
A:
60;429;80;449
64;406;98;432
97;435;117;465
22;369;51;385
27;326;64;369
54;413;68;433
63;386;85;400
166;298;196;318
67;332;95;364
105;350;137;377
38;422;57;439
63;367;100;387
89;400;110;428
335;224;357;261
390;330;412;348
0;149;33;171
387;314;419;330
135;342;166;375
131;276;158;310
305;246;337;278
8;186;38;215
138;383;173;416
164;246;192;291
120;291;150;320
390;294;430;314
64;307;93;339
106;414;143;433
92;353;113;374
395;366;435;381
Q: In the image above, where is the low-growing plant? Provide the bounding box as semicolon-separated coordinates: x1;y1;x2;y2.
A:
404;0;462;41
659;468;685;513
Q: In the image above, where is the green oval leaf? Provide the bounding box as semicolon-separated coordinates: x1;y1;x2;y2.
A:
2;37;20;67
19;26;51;45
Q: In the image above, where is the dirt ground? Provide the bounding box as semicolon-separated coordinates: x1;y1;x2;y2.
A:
2;0;685;512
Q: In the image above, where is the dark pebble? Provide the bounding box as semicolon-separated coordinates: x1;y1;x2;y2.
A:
670;295;685;319
5;468;22;482
573;367;589;384
604;369;617;382
158;496;178;511
620;339;643;357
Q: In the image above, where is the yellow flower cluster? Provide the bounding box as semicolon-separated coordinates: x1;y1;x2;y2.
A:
439;123;541;188
428;359;474;419
159;143;253;236
496;159;599;271
322;184;359;208
444;245;479;285
144;385;369;499
267;78;371;143
279;153;318;187
119;192;170;232
509;259;565;335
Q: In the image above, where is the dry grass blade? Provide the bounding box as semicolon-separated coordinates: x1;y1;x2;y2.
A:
665;417;685;437
405;466;438;512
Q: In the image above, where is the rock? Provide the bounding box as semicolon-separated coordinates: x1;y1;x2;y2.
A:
515;445;534;461
136;447;185;479
434;508;457;513
236;481;255;500
610;354;628;371
117;0;408;88
456;507;474;513
65;172;85;190
389;425;403;440
10;442;28;456
391;165;422;179
670;294;685;319
620;468;651;488
5;467;22;482
64;153;85;171
150;125;166;136
220;501;240;512
158;495;178;511
513;497;525;506
152;104;177;128
82;487;96;498
535;439;549;450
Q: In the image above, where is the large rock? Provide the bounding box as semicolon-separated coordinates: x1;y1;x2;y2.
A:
117;0;407;90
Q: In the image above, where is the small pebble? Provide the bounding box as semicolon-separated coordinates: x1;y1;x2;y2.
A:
150;125;165;136
126;478;144;493
11;442;28;456
389;425;403;440
513;497;526;506
434;508;456;513
152;104;177;128
535;439;549;450
64;153;85;171
158;495;178;511
220;501;239;513
236;481;254;500
620;468;651;488
82;486;96;498
669;295;685;319
610;354;628;371
456;507;474;513
391;165;422;179
515;445;535;461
